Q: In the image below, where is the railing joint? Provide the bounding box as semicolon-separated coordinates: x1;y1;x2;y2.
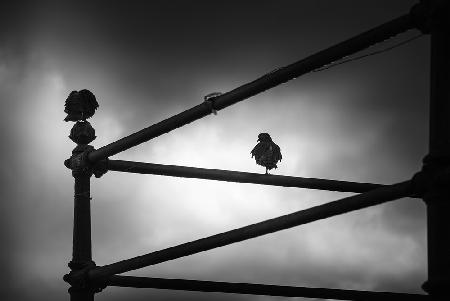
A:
64;144;108;178
410;154;450;199
409;0;450;34
64;261;107;294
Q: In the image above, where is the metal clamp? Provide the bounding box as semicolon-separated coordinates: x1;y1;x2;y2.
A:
64;145;108;178
64;262;107;294
204;92;222;115
410;153;450;198
409;0;450;34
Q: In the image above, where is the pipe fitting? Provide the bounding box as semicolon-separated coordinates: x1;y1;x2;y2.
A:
411;154;450;198
64;261;107;293
64;145;108;178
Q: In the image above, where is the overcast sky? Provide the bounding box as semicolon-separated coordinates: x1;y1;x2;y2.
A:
0;1;430;300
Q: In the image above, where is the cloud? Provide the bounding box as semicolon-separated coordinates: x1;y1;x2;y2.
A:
0;1;429;300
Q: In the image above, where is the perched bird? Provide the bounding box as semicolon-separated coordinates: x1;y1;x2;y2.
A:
64;89;99;122
251;133;282;174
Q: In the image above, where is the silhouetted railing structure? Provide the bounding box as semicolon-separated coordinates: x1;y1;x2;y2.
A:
63;1;449;300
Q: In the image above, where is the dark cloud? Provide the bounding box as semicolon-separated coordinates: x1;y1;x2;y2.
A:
0;0;431;300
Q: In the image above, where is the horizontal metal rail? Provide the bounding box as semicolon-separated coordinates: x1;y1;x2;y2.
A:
107;159;384;193
106;275;430;300
83;180;412;281
88;13;415;163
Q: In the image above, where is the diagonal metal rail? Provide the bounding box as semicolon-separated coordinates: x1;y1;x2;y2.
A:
82;180;412;282
108;159;384;193
106;275;430;301
87;13;416;163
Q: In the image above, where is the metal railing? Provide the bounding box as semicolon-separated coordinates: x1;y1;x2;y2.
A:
63;1;450;300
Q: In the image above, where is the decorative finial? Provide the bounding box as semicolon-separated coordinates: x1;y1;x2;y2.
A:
69;121;96;144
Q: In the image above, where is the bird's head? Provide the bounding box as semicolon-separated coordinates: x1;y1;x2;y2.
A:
257;133;272;142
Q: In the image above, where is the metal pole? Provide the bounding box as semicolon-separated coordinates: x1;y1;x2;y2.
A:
107;159;384;193
63;93;102;299
67;147;96;301
83;181;412;281
87;12;417;163
71;174;94;268
106;275;430;301
422;1;450;298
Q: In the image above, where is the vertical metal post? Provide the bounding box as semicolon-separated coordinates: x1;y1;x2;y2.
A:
422;1;450;298
68;164;95;301
71;173;93;268
63;90;102;300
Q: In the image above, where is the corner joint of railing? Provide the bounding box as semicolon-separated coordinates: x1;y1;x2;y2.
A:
409;0;450;34
63;262;108;294
410;153;450;199
64;145;109;178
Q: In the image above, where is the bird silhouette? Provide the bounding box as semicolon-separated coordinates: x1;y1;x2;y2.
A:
64;89;99;122
251;133;282;174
